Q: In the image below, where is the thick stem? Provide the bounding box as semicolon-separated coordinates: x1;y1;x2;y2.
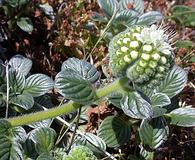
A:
7;77;129;127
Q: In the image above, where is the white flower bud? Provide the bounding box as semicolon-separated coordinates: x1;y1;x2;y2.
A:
121;46;129;53
160;56;167;64
162;49;171;56
130;41;139;48
123;38;131;44
143;45;153;52
130;51;138;59
151;53;160;61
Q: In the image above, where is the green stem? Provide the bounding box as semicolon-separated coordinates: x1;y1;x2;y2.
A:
6;77;129;127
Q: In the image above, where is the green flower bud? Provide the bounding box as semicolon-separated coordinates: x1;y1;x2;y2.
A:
158;66;165;73
139;60;147;67
145;68;154;76
64;146;98;160
116;50;123;56
136;66;144;74
149;61;157;69
141;53;150;61
124;55;132;63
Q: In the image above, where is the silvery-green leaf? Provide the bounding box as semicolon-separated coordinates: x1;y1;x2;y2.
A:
0;59;5;81
121;92;153;119
151;93;171;107
28;119;52;129
11;126;27;143
98;116;131;147
0;120;24;159
39;3;54;20
23;74;54;97
119;0;144;13
115;10;138;26
29;127;56;154
139;146;154;160
55;69;95;105
97;0;119;18
11;93;34;110
157;66;187;98
36;153;55;160
139;117;169;150
108;92;123;109
75;132;106;153
137;11;163;25
9;54;32;76
169;108;195;127
9;69;25;92
6;0;28;7
61;58;100;84
152;106;167;118
16;17;33;33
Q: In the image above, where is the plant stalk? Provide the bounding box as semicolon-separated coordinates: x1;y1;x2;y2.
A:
6;77;129;127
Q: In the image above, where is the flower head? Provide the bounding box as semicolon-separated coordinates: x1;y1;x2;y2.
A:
109;25;175;88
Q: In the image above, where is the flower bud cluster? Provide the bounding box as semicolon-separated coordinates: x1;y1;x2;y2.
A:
63;146;98;160
109;25;175;88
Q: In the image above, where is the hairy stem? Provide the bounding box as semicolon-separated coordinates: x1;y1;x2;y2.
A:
6;77;129;127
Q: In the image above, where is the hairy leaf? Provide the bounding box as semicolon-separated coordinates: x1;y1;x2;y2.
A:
6;0;28;7
157;66;187;98
55;69;95;105
97;0;119;18
61;57;100;84
115;10;138;26
9;69;25;92
16;17;33;33
23;74;53;97
9;54;32;76
151;93;171;107
137;11;163;25
11;93;34;110
39;3;54;20
169;108;195;127
121;92;153;119
29;127;56;154
0;120;23;159
108;92;123;109
139;117;169;150
119;0;144;13
75;132;106;153
98;116;131;147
